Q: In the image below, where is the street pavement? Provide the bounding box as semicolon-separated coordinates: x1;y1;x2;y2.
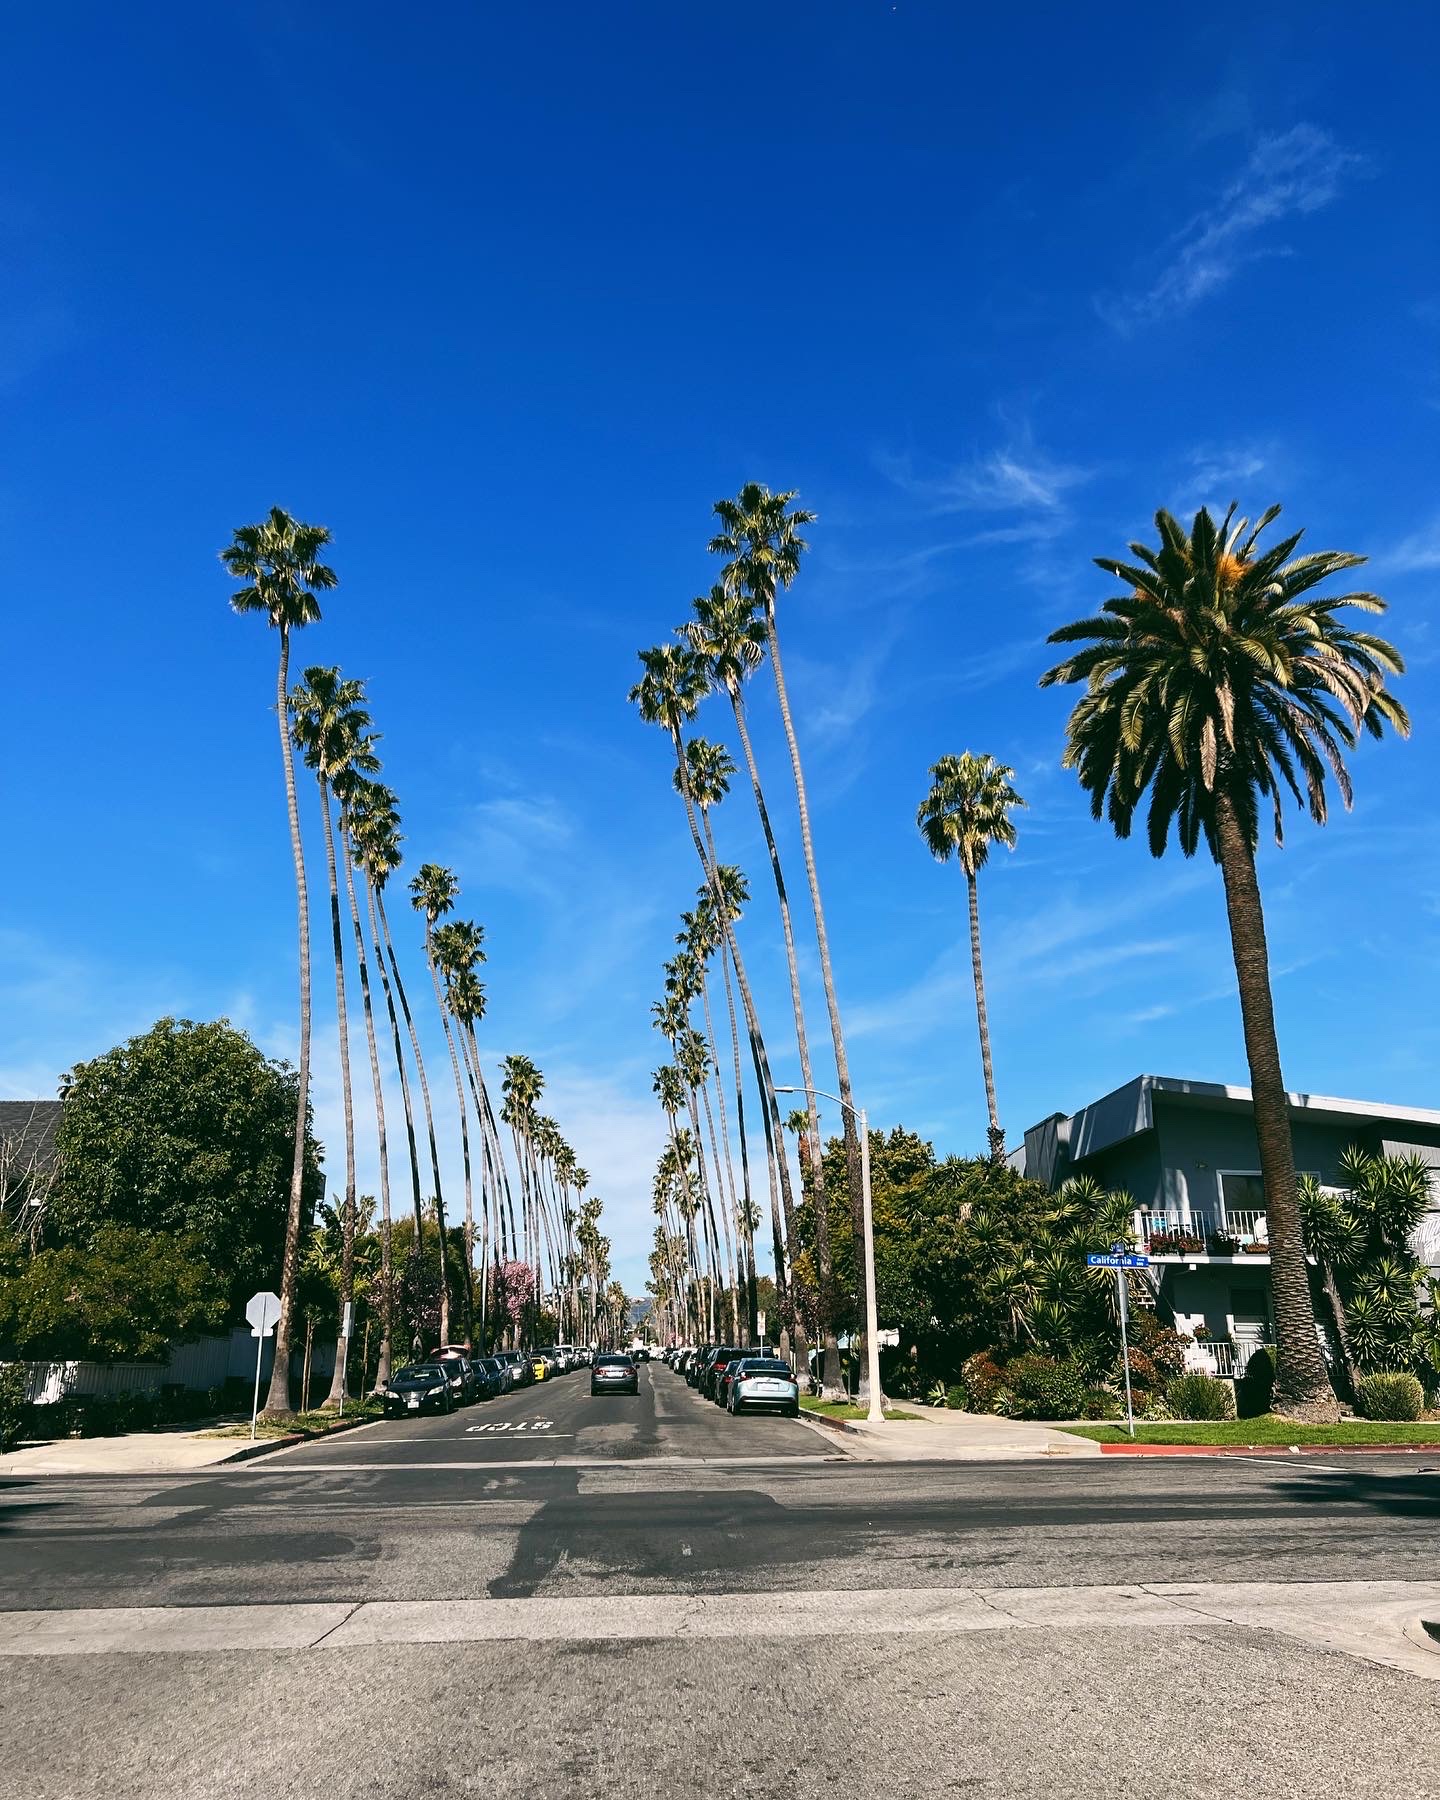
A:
4;1360;1440;1797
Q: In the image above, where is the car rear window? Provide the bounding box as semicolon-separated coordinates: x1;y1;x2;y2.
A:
739;1361;793;1376
596;1355;633;1367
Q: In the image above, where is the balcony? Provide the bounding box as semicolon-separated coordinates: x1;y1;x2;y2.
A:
1137;1208;1270;1260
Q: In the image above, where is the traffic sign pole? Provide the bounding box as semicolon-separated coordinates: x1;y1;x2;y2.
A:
1117;1268;1135;1439
245;1290;281;1440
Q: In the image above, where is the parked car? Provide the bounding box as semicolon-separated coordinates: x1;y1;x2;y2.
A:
686;1346;711;1388
381;1363;455;1417
474;1357;507;1398
532;1349;558;1382
726;1358;801;1418
590;1353;639;1397
498;1351;533;1388
703;1348;747;1400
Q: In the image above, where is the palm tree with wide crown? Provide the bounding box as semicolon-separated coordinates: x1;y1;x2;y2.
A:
1040;503;1409;1420
223;507;337;1417
917;753;1026;1166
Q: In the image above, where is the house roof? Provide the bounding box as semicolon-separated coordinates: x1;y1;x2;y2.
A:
1019;1075;1440;1178
0;1100;63;1175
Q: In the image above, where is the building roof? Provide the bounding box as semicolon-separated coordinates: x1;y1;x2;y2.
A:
1016;1075;1440;1186
0;1100;63;1176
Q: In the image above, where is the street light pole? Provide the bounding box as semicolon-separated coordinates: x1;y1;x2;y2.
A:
775;1083;885;1424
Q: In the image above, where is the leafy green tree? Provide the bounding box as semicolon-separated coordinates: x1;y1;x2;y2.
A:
917;753;1026;1163
1041;504;1409;1420
54;1017;322;1314
222;506;337;1416
0;1224;224;1362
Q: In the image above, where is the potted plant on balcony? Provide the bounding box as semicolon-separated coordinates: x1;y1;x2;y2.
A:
1243;1240;1270;1255
1207;1231;1240;1256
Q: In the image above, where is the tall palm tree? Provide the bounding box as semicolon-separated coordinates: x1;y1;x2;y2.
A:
223;507;337;1417
685;586;825;1336
500;1053;545;1342
709;484;868;1286
917;753;1026;1164
1040;503;1409;1419
346;786;428;1310
334;767;396;1387
409;863;467;1344
289;667;380;1406
434;915;488;1346
629;645;821;1381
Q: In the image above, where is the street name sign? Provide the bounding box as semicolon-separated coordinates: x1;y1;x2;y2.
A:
1087;1253;1149;1269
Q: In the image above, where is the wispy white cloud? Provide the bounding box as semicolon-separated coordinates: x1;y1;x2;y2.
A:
1098;125;1366;332
878;435;1092;517
1380;515;1440;574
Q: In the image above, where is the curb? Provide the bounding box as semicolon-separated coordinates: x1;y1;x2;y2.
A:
1096;1441;1440;1457
798;1410;860;1436
209;1413;384;1465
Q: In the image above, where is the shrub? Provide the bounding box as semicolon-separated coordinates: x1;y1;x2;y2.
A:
1235;1347;1274;1417
1080;1385;1122;1420
945;1384;968;1411
1355;1372;1424;1423
1128;1313;1192;1379
961;1352;1007;1413
1004;1354;1088;1421
0;1365;29;1450
1167;1372;1236;1421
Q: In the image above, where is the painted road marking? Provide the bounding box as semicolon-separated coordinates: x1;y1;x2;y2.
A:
466;1421;555;1434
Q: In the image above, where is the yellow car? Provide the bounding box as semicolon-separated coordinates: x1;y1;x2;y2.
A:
531;1352;554;1381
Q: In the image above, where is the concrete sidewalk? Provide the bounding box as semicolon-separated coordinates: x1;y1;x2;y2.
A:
0;1423;325;1476
806;1399;1099;1460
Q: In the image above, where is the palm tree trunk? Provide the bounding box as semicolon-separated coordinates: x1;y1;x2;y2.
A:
728;690;841;1390
673;734;812;1379
1214;789;1337;1418
316;774;358;1410
426;943;474;1346
379;891;450;1346
342;837;393;1387
696;961;744;1340
965;869;1005;1164
263;624;310;1418
714;919;759;1340
763;621;865;1210
1320;1256;1360;1399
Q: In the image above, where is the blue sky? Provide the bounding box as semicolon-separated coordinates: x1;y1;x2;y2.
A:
3;3;1437;1293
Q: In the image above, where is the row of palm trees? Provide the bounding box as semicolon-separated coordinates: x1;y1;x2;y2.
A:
634;492;1410;1424
629;484;871;1396
224;508;611;1416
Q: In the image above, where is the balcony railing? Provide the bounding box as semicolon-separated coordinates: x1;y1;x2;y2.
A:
1137;1207;1270;1253
1189;1339;1267;1380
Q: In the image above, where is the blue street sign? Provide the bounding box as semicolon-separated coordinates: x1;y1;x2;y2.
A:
1087;1252;1150;1268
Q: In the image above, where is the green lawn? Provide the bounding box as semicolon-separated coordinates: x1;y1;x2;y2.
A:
201;1398;384;1441
800;1398;919;1422
1059;1415;1440;1447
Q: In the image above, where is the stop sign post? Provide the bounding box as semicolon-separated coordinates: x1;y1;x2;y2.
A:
246;1290;281;1440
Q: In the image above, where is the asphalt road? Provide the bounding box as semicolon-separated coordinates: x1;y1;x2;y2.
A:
4;1362;1440;1798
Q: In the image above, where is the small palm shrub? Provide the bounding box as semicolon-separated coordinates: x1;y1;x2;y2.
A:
1355;1372;1425;1422
1167;1372;1236;1421
1004;1354;1088;1421
1081;1385;1122;1420
945;1384;968;1411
